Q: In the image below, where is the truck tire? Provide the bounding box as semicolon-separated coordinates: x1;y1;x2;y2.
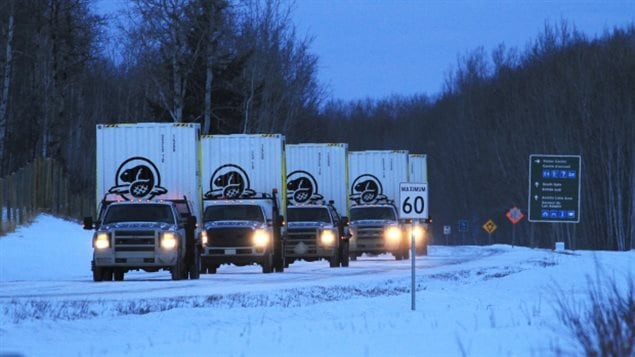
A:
203;265;218;274
329;249;340;268
274;254;284;272
262;254;273;274
273;240;284;272
93;266;104;282
171;257;185;280
102;268;114;281
114;269;125;281
340;241;350;267
416;244;428;256
188;250;201;280
350;254;357;261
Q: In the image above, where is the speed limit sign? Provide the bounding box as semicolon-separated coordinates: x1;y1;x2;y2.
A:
399;182;429;220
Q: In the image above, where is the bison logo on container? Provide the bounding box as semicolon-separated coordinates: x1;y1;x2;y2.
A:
204;164;256;199
108;157;168;200
286;170;324;205
349;174;387;205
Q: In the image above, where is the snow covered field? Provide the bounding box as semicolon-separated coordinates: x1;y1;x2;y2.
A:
1;214;633;356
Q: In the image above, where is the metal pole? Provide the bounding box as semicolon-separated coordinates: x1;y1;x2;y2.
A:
411;220;416;311
512;224;516;248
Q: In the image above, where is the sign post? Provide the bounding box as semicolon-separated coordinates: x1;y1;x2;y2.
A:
399;182;429;311
505;207;524;247
482;219;497;245
443;225;451;245
458;219;468;244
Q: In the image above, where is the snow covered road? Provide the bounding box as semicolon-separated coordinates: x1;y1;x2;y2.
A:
1;215;633;356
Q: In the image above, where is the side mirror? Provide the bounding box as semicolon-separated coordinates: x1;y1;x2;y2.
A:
83;216;94;230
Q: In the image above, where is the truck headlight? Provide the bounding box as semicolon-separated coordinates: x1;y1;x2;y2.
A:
201;230;208;246
385;226;402;243
253;229;270;248
320;229;336;246
161;232;178;250
94;232;110;249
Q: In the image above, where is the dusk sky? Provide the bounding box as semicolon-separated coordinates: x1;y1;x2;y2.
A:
97;0;635;101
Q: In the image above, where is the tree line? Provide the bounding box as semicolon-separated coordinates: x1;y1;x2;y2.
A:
0;0;321;190
314;23;635;251
0;1;632;250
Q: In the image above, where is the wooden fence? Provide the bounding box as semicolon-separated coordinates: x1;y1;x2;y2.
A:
0;158;93;236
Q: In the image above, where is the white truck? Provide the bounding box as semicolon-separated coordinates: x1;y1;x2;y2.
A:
83;123;201;281
409;154;430;255
285;143;350;268
199;134;286;274
348;150;410;260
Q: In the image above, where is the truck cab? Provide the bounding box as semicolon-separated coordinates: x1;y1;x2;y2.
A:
84;198;199;281
199;193;284;274
348;202;409;260
285;203;349;268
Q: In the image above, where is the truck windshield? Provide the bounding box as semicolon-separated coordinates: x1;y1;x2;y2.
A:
204;205;265;222
350;206;396;221
103;204;175;225
287;207;332;223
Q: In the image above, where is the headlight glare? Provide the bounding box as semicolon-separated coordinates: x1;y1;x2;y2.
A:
253;229;270;247
320;230;336;246
413;226;425;242
161;232;178;250
385;226;402;243
94;232;110;249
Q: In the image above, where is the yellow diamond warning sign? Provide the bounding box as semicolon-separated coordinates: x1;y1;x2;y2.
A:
482;219;497;234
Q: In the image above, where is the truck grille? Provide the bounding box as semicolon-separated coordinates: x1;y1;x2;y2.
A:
113;230;156;252
206;228;253;247
286;228;318;254
354;225;384;240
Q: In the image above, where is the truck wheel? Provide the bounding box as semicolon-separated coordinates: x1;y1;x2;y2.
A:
262;254;273;274
329;247;340;268
350;254;357;261
114;269;124;281
102;268;114;281
416;244;428;256
403;247;410;260
340;241;350;267
202;265;218;274
394;252;403;261
171;257;185;280
274;254;285;272
329;254;339;268
93;266;104;282
188;251;201;280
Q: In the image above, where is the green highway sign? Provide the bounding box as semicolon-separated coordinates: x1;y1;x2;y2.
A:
528;154;581;223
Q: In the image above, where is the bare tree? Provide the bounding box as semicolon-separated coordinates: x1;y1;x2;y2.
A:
234;0;321;134
127;0;207;123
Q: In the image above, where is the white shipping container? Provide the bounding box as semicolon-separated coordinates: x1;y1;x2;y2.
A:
200;134;286;215
95;123;201;220
286;143;348;215
409;154;428;183
348;150;409;206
